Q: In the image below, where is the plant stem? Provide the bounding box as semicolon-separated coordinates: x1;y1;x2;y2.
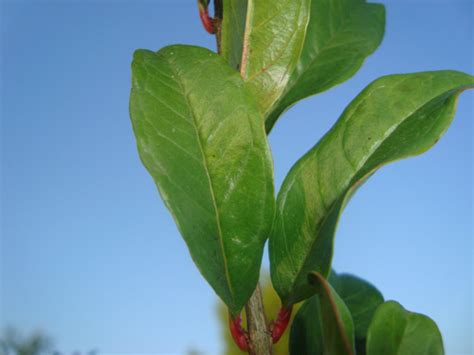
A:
245;284;272;355
213;0;222;54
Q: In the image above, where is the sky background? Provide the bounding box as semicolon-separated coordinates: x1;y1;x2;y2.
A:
1;0;473;354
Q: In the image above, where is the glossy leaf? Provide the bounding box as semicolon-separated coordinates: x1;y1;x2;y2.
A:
366;301;444;355
130;45;275;315
240;0;311;116
221;0;248;70
270;71;474;306
266;0;385;132
290;272;355;355
329;271;384;354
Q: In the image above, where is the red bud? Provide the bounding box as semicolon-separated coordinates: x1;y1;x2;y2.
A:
229;314;249;351
198;7;216;34
271;306;293;344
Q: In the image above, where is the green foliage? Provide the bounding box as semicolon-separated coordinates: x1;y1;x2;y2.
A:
221;0;248;70
329;271;384;353
290;273;444;355
290;272;356;355
265;0;386;132
240;0;311;117
290;271;384;354
269;70;473;306
366;301;444;355
130;45;274;315
129;0;473;351
289;295;323;355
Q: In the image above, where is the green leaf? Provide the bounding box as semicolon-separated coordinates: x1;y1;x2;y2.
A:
289;295;323;355
270;71;474;306
266;0;385;132
329;271;384;354
289;272;355;355
289;271;382;354
366;301;444;355
221;0;248;70
129;45;275;315
240;0;311;117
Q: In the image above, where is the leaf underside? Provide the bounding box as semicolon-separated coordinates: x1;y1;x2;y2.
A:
241;0;311;117
266;0;386;132
270;70;474;306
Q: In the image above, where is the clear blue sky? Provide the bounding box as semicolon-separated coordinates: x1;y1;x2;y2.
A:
1;0;472;354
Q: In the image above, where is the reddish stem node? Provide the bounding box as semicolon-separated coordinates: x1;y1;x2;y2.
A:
271;306;293;344
229;314;249;351
198;7;216;34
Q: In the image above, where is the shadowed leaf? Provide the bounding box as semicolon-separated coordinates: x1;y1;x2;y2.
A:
289;272;355;355
221;0;248;70
329;271;384;354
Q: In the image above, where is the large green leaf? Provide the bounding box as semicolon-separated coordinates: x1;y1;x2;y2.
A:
221;0;248;70
366;301;444;355
329;271;384;354
130;45;275;315
270;71;474;306
240;0;311;116
265;0;385;132
290;272;355;355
